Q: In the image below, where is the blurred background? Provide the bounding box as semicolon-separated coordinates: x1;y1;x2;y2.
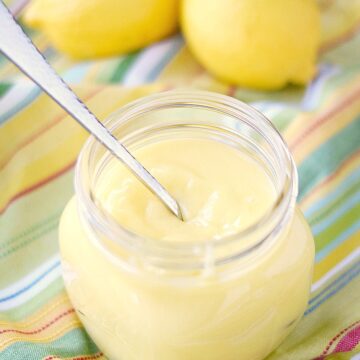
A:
0;0;359;359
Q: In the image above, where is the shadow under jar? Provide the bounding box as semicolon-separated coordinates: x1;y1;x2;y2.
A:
59;91;314;360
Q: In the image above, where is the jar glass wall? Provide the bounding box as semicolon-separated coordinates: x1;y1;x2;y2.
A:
59;91;314;360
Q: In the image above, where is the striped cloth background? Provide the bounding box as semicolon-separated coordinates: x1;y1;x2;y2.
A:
0;1;359;359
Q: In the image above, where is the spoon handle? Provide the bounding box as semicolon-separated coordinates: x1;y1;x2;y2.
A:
0;2;183;220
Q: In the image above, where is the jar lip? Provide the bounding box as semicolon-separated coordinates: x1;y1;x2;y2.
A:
75;90;298;262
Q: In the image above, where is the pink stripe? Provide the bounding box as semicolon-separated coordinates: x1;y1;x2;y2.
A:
0;160;75;215
290;84;360;150
0;309;75;335
300;149;360;205
0;87;102;172
334;324;360;353
44;353;103;360
314;320;360;359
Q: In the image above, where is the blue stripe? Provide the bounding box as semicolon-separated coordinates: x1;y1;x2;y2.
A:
301;64;340;111
0;260;60;303
0;86;41;126
304;168;360;218
315;220;360;262
42;46;56;60
63;63;91;83
305;265;360;315
298;117;360;200
0;54;6;65
311;190;360;235
310;261;360;304
146;35;184;82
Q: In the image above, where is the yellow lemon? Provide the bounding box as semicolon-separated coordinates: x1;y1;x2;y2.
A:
181;0;320;90
24;0;179;59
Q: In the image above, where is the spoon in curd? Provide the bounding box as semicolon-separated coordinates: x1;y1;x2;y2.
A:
0;2;184;221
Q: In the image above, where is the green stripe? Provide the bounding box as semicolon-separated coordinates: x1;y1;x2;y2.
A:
96;58;120;83
0;221;58;259
315;202;360;251
266;275;360;360
0;228;59;290
236;84;306;105
308;179;360;225
109;52;138;83
0;327;98;359
0;170;73;288
0;53;7;67
0;212;61;251
272;108;298;132
0;82;12;98
0;278;64;321
298;116;360;200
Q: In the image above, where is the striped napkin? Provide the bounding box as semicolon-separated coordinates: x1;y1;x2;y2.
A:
0;1;359;359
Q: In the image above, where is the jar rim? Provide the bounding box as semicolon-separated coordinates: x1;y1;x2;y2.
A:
75;90;298;268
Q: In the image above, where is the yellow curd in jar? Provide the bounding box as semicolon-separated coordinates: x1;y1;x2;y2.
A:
59;138;314;360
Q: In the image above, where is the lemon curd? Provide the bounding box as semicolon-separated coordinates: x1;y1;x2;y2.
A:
96;139;277;242
59;92;314;360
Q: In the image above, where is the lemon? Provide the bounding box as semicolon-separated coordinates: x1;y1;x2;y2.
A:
24;0;179;59
181;0;320;90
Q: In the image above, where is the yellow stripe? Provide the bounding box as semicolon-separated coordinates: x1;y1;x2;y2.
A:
83;62;104;83
27;32;49;53
289;99;360;165
157;46;200;84
284;81;360;164
0;83;163;155
0;32;51;79
0;114;85;176
0;321;81;350
0;119;86;209
0;294;80;350
300;152;360;211
0;87;95;164
313;232;360;282
52;57;73;75
0;294;69;328
0;62;17;79
157;46;229;94
0;84;162;169
0;85;165;209
284;75;360;142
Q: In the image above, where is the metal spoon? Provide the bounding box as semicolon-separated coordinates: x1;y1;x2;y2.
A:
0;2;184;220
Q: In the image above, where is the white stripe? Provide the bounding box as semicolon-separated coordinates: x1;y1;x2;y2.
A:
251;101;292;116
311;247;360;292
263;107;285;120
122;38;177;86
0;82;36;116
0;254;61;311
351;353;360;359
301;64;340;111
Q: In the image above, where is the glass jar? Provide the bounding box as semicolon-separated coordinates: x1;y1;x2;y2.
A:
59;91;314;360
